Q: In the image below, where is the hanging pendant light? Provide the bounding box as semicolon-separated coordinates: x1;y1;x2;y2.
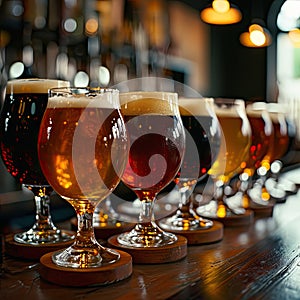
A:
240;20;272;48
200;0;242;25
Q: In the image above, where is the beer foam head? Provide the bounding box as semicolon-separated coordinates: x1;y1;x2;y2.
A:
120;91;178;115
212;98;246;118
179;97;214;116
246;102;268;117
48;88;120;109
6;78;70;94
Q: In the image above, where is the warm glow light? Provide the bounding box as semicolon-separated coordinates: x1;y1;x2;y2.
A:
85;18;98;35
288;28;300;47
250;29;266;46
240;24;272;48
212;0;230;13
200;1;242;25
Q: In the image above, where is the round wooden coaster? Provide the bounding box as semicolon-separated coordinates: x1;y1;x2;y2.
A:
157;221;224;245
250;201;275;218
5;231;75;260
197;209;254;227
39;250;132;287
107;234;187;264
213;209;254;227
70;217;136;240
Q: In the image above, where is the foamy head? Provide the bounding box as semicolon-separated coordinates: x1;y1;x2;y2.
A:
120;91;178;115
48;87;120;109
246;102;268;117
212;98;246;118
179;97;214;116
6;78;70;94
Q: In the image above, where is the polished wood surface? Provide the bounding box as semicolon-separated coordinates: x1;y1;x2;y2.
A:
1;169;300;299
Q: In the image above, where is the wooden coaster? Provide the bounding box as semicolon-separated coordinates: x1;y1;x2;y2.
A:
70;217;136;240
158;221;224;245
198;209;254;227
249;201;275;218
5;231;75;260
39;250;132;287
214;209;254;227
107;234;187;264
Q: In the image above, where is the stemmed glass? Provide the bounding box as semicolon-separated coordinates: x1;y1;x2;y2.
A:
0;78;74;245
159;97;220;231
262;103;290;201
197;98;252;223
38;87;128;268
239;102;275;210
116;91;185;247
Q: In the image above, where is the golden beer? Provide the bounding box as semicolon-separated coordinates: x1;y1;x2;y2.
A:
208;100;251;183
38;89;128;208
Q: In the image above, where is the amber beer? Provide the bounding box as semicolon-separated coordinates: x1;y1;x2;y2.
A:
38;91;128;205
208;101;251;183
120;92;184;199
245;103;274;175
178;97;220;181
0;79;69;186
262;104;290;169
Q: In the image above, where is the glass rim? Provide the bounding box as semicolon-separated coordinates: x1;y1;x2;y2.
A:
119;91;178;100
49;87;119;98
6;78;70;94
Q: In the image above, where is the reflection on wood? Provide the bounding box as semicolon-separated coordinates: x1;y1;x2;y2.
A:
2;172;300;299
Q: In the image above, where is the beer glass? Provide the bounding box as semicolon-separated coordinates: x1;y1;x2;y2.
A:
117;91;185;247
199;98;252;219
38;87;128;268
239;102;274;207
259;103;290;200
0;78;74;244
159;97;220;231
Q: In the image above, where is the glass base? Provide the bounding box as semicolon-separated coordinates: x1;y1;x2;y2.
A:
52;244;120;268
196;199;246;219
159;211;213;231
117;224;177;248
14;229;74;245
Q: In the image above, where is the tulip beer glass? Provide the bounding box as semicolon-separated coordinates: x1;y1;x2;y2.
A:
38;87;128;267
117;91;185;247
159;97;220;231
0;78;74;244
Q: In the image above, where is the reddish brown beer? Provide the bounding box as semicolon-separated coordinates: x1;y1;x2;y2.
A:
261;104;289;169
245;104;274;175
120;93;185;200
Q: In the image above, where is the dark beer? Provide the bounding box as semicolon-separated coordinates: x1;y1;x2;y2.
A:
0;79;69;186
178;98;220;181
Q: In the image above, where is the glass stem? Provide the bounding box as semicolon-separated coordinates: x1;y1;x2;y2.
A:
30;187;58;232
139;197;154;225
178;183;196;216
76;210;97;248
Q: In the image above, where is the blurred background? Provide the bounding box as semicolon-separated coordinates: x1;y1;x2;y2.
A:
1;0;297;103
1;0;300;228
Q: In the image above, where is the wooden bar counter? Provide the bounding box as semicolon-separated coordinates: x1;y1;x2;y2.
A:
2;168;300;299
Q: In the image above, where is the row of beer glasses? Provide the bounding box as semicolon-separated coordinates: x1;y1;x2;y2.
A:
1;77;292;270
214;101;293;217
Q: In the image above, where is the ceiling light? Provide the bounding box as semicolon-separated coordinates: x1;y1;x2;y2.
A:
240;22;272;48
200;0;242;25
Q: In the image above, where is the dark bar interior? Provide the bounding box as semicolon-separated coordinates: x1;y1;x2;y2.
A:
1;1;300;299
